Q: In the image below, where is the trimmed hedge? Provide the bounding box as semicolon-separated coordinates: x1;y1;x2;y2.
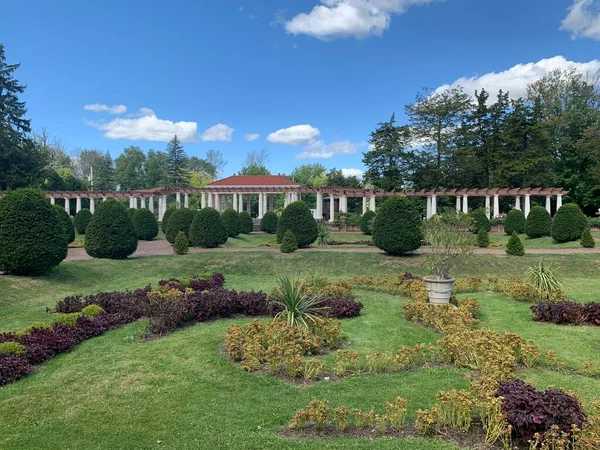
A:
53;204;75;244
221;208;241;237
372;196;422;255
280;230;298;253
173;231;189;255
74;208;92;234
525;206;552;238
469;208;491;233
127;208;137;221
239;211;254;234
189;207;228;248
0;188;68;274
161;206;176;233
506;232;525;256
165;208;195;244
477;229;489;248
132;208;159;241
260;211;278;234
276;201;317;248
551;203;588;243
360;210;376;235
84;199;138;259
504;209;525;235
581;227;595;248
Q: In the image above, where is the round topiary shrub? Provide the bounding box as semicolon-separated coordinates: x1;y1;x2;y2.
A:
360;210;376;235
81;304;105;319
580;227;595;248
174;231;190;255
165;208;195;244
552;203;588;243
221;208;241;237
260;211;278;234
239;211;254;234
504;209;526;235
477;228;490;248
74;208;92;234
53;204;75;244
525;206;552;238
506;232;525;256
132;208;159;241
189;207;228;248
0;188;69;274
276;201;318;248
127;208;137;221
0;341;26;356
84;199;138;259
469;208;491;234
372;196;422;255
280;230;298;253
161;206;177;233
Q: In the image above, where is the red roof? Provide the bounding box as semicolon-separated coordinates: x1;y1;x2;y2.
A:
208;175;299;187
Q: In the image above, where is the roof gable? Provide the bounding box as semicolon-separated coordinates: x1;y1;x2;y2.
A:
207;175;299;187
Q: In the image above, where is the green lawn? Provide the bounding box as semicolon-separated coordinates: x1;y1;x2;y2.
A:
222;231;371;248
1;251;599;449
488;231;600;249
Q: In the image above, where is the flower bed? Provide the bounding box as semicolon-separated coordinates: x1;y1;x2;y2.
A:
531;301;600;326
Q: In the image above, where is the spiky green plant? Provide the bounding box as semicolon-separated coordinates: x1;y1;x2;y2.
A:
272;276;324;328
316;221;331;247
525;259;564;299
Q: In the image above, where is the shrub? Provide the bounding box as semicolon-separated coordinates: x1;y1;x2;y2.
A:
316;221;331;247
272;276;322;327
581;227;595;248
127;207;137;221
0;355;30;386
360;210;376;235
280;230;298;253
505;232;525;256
189;207;228;248
74;208;92;234
132;208;159;241
84;199;138;259
53;204;75;244
477;228;489;248
525;206;551;238
81;304;105;319
469;208;491;233
0;188;68;274
221;208;241;237
504;209;525;235
321;297;363;319
372;196;422;255
276;201;318;248
531;301;600;326
239;211;253;234
0;341;26;356
165;208;195;244
161;205;176;233
173;231;189;255
551;203;587;243
260;211;278;234
524;260;564;299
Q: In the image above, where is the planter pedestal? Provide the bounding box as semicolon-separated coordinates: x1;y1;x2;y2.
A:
423;277;456;305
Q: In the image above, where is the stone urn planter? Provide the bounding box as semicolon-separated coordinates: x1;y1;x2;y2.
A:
423;276;455;305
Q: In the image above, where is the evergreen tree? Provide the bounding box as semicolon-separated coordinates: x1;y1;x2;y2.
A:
581;227;595;248
165;135;190;187
506;232;525;256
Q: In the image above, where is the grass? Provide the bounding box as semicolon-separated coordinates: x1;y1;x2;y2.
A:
222;231;371;248
488;230;600;249
1;251;600;449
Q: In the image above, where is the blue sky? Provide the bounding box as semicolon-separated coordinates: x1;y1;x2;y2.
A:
3;0;600;178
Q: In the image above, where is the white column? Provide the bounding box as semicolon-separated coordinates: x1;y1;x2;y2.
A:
129;197;134;209
341;195;348;213
246;196;251;214
176;192;181;208
141;197;146;209
485;196;491;219
215;194;221;212
65;199;70;216
524;194;531;218
557;194;563;211
160;195;167;221
258;193;264;218
316;192;323;219
370;195;376;212
232;193;238;212
431;195;437;217
493;195;500;218
426;196;432;219
329;194;335;222
184;194;189;208
76;197;82;213
362;197;367;215
201;193;206;209
50;196;55;205
456;196;461;212
545;195;551;215
102;196;107;202
149;196;154;213
515;196;521;211
90;198;95;214
208;193;214;208
462;195;468;214
238;194;243;212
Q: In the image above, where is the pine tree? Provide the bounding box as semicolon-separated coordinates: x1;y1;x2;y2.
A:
506;232;525;256
165;135;190;187
580;228;595;249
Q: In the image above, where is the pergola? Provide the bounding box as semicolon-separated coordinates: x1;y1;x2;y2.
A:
1;175;568;222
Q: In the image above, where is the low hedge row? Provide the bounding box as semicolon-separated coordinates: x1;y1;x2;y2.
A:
531;301;600;326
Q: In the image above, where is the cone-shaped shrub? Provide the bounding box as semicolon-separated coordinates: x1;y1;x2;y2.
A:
360;210;376;235
161;206;176;233
552;203;588;243
506;232;525;256
53;204;75;244
84;199;138;259
221;208;241;237
173;231;190;255
276;201;318;247
525;206;552;238
580;227;595;248
239;211;253;234
280;230;298;253
260;211;278;234
189;207;228;248
477;228;490;248
165;208;195;244
504;209;526;235
74;208;92;234
372;196;422;255
132;208;159;241
0;188;69;274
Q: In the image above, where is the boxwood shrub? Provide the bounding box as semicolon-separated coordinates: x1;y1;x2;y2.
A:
551;203;587;243
132;208;159;241
53;204;75;244
525;206;551;238
504;209;525;235
260;211;278;234
469;208;491;233
165;208;195;244
506;231;525;256
221;208;241;237
84;199;138;259
372;196;422;255
189;207;228;248
276;201;317;247
174;231;190;255
239;211;254;234
280;230;298;253
0;188;68;274
74;208;92;234
581;227;595;248
161;206;176;233
360;210;376;235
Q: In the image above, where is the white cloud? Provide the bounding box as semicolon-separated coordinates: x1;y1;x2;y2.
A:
267;124;321;146
245;133;261;141
296;140;363;159
83;103;127;115
562;0;600;40
201;124;235;142
435;56;600;102
85;107;198;142
341;168;364;178
284;0;441;40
